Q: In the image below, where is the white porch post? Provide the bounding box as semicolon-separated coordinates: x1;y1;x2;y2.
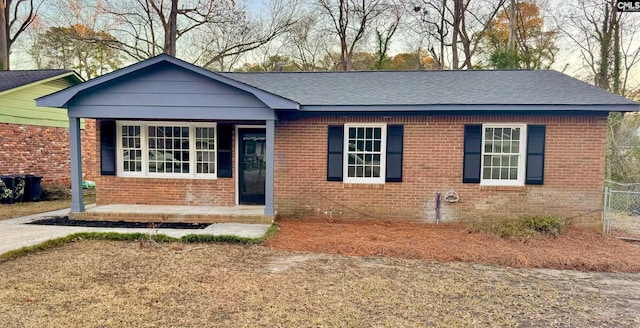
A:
265;119;275;216
69;117;85;212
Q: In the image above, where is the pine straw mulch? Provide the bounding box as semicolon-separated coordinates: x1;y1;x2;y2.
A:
265;218;640;273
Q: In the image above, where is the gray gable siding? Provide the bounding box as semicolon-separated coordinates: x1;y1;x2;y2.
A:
67;63;275;120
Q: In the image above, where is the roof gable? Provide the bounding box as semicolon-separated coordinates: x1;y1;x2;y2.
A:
68;63;269;109
0;70;82;95
37;54;299;110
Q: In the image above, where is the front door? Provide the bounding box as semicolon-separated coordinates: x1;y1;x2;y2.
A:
238;128;266;205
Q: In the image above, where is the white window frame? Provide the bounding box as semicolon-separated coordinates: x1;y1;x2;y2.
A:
116;121;217;179
480;123;527;186
343;123;387;184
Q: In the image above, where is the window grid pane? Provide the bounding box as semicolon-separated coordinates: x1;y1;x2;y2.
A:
121;125;142;172
483;127;521;181
346;127;383;178
195;127;216;174
148;125;190;174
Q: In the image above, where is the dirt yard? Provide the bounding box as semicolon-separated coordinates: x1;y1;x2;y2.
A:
1;240;639;327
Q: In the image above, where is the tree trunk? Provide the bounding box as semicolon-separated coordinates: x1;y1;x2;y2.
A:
0;1;9;70
338;0;348;70
508;0;516;52
451;0;461;69
459;11;472;69
597;4;611;90
164;0;178;56
438;0;445;69
612;1;620;94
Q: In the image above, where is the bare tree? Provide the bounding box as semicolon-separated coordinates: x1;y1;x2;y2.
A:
285;13;332;71
556;0;640;95
409;0;505;69
406;0;448;69
190;0;299;70
0;0;42;69
373;0;403;69
102;0;231;59
455;0;506;68
316;0;388;70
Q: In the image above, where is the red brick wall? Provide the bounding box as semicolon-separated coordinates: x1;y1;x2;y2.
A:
0;120;97;186
95;176;236;206
90;114;608;227
274;114;608;227
93;121;236;206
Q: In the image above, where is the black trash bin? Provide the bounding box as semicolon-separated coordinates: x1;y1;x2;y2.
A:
24;175;42;202
0;175;15;204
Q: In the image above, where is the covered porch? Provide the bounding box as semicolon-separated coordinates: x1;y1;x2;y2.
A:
36;55;300;221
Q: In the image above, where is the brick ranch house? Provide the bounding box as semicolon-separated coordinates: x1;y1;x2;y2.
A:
0;70;93;186
37;54;638;227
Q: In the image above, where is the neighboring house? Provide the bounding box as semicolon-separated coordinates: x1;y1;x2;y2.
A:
0;70;94;186
37;55;638;227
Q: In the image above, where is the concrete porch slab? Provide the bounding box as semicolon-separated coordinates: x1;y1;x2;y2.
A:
68;204;273;224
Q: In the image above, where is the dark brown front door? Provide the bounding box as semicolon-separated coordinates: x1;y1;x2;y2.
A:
238;128;266;205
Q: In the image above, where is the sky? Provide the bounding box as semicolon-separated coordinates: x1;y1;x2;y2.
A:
7;0;640;91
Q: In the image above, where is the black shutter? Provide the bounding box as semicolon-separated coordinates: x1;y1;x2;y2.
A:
100;120;116;176
217;124;233;178
463;124;482;183
386;125;403;182
526;125;545;185
327;125;344;181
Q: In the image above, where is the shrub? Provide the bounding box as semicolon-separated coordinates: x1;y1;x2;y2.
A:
41;184;71;201
472;216;567;239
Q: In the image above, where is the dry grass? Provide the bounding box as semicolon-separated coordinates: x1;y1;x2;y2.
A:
0;240;639;327
266;218;640;272
0;194;95;220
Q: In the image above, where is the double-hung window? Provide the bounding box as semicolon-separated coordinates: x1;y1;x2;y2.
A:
343;123;387;184
117;121;217;178
481;124;526;186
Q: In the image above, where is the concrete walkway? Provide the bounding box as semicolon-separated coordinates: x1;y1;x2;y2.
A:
0;205;272;255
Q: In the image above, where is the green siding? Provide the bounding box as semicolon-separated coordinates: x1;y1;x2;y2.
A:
0;77;82;128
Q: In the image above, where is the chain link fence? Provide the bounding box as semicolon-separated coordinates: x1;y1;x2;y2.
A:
603;181;640;239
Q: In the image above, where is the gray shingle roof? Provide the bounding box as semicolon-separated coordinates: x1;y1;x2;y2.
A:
0;69;73;92
36;54;638;113
221;70;636;107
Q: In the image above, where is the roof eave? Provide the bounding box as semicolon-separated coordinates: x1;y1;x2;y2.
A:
298;104;640;112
